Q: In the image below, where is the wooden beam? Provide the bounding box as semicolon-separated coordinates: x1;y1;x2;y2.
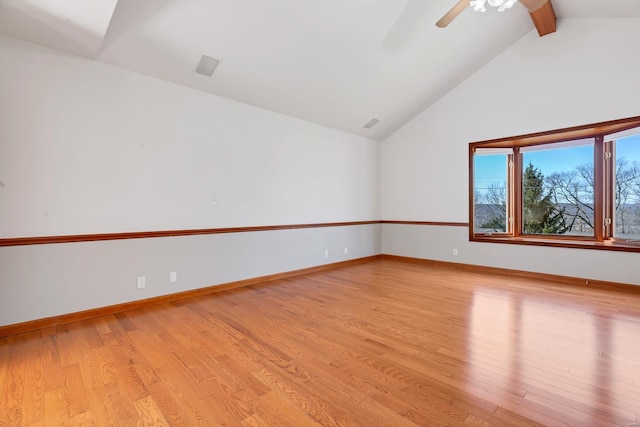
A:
521;0;557;37
530;0;557;36
518;0;548;11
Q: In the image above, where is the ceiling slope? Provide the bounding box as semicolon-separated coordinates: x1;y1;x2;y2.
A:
1;0;639;140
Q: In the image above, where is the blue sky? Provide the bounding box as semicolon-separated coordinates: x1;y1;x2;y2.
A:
474;155;508;191
616;134;640;163
523;144;592;176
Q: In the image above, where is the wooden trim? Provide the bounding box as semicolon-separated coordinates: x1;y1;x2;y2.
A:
381;220;469;227
470;115;640;150
381;254;639;291
603;140;615;238
594;136;604;241
513;148;522;237
471;234;640;252
469;143;476;240
0;255;382;337
0;221;380;247
1;220;473;247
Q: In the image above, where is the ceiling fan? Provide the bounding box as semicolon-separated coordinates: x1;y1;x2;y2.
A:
436;0;557;37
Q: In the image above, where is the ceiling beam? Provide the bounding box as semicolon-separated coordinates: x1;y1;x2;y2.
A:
518;0;548;11
520;0;557;37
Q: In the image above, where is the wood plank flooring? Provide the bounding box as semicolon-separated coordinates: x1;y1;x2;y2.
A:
2;258;640;426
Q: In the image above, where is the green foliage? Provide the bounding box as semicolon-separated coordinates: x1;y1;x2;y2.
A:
522;163;571;234
481;216;506;232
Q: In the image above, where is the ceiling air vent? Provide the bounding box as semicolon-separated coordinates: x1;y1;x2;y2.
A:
364;118;380;129
195;55;220;77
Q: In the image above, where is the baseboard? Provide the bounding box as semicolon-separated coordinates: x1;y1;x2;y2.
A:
381;254;639;292
4;253;636;337
0;255;382;337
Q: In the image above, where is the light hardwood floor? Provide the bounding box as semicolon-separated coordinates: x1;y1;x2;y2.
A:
1;258;640;426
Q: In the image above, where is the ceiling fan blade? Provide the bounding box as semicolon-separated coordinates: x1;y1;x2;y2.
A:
436;0;471;28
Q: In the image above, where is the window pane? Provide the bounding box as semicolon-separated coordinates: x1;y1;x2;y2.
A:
474;154;508;233
522;143;594;236
614;134;640;241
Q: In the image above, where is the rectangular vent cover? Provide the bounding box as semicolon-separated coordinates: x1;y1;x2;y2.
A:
195;55;220;77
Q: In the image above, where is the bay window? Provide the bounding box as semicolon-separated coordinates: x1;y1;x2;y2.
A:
470;116;640;251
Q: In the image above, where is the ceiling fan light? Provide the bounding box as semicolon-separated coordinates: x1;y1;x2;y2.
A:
470;0;487;12
472;0;517;12
497;0;518;11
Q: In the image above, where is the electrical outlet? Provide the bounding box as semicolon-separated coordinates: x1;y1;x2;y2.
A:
170;272;177;283
324;249;329;258
344;247;348;254
453;248;459;256
137;276;146;289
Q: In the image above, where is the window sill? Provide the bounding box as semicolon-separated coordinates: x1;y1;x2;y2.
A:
471;235;640;253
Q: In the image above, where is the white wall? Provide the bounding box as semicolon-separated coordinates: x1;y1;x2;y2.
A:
0;35;379;237
0;34;381;326
382;18;640;286
4;18;640;327
382;224;637;285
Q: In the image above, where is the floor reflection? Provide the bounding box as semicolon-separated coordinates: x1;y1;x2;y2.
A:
467;285;640;425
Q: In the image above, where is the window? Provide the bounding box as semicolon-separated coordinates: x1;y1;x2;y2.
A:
521;140;594;237
611;132;640;242
473;150;509;233
469;116;640;251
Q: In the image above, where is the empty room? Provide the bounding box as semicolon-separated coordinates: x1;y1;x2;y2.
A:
1;0;640;425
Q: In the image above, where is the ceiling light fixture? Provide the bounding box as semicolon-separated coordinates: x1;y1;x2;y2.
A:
470;0;518;13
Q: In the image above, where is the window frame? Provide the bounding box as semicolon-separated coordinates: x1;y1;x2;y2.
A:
469;115;640;253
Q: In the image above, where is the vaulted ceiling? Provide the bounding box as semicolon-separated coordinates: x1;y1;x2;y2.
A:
1;0;639;140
